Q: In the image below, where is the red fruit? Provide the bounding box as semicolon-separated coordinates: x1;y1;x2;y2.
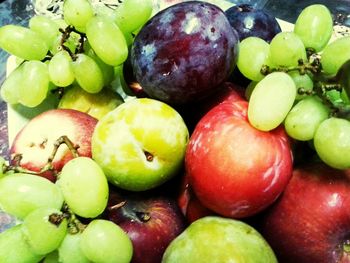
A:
261;163;350;263
10;109;97;181
177;173;215;223
105;190;186;263
185;100;293;218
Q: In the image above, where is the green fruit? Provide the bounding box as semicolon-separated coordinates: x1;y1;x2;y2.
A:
162;216;278;263
92;98;189;191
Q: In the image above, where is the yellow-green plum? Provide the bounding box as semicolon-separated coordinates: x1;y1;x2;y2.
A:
162;216;278;263
58;86;124;120
92;98;189;191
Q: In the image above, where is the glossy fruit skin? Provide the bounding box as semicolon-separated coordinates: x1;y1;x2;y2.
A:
185;99;293;218
10;109;97;182
260;163;350;263
225;4;281;42
105;189;186;263
177;173;215;223
131;1;239;105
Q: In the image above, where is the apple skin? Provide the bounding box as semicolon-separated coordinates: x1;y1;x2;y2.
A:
177;173;215;223
91;98;189;191
104;189;187;263
162;216;278;263
10;109;98;181
185;99;293;218
260;162;350;263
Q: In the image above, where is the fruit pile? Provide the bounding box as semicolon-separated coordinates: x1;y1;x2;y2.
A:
0;0;350;262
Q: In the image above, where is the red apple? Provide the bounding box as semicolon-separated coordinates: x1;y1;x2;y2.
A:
10;109;98;181
260;162;350;263
185;99;293;218
177;173;215;223
104;189;186;263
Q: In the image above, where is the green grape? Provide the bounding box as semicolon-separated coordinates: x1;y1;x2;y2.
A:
85;44;115;86
58;233;92;263
0;225;44;263
0;25;48;60
0;64;23;104
321;36;350;76
72;53;104;93
43;251;60;263
94;4;117;20
341;88;350;104
0;173;64;219
56;157;109;218
245;81;257;101
248;72;296;131
294;4;333;52
63;0;94;33
58;85;123;120
269;32;307;67
85;16;128;66
0;156;6;179
288;71;314;100
314;117;350;169
237;37;270;81
29;15;61;49
48;50;75;87
284;96;329;141
18;61;50;107
80;219;133;263
114;0;153;33
22;207;68;255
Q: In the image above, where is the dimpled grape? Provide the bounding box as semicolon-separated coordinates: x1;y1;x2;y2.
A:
29;15;61;49
0;25;48;60
248;72;296;131
237;37;270;81
269;32;307;67
72;53;104;93
63;0;94;32
80;219;133;263
56;157;109;218
22;207;68;255
0;225;44;263
288;71;314;100
18;60;50;107
0;65;23;104
86;16;128;66
49;50;75;87
0;173;64;219
114;0;153;33
284;96;329;141
321;36;350;76
225;4;281;42
58;233;92;263
294;4;333;52
314;118;350;169
131;1;239;104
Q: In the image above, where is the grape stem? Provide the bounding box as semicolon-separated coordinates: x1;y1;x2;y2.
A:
261;57;322;76
61;203;87;234
59;26;86;60
8;135;80;176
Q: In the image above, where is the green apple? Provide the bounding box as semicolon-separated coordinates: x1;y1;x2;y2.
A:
162;216;278;263
58;85;124;120
91;98;189;191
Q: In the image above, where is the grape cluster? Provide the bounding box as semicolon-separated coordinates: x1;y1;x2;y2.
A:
0;0;153;108
236;4;350;170
0;155;133;262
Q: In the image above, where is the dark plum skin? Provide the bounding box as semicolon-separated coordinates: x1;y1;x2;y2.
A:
225;4;281;43
131;1;239;105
